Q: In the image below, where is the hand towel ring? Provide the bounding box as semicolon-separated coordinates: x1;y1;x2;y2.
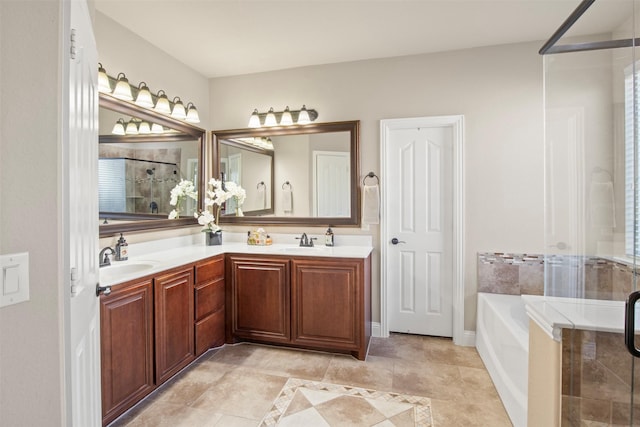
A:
363;172;379;186
282;181;292;190
257;181;265;189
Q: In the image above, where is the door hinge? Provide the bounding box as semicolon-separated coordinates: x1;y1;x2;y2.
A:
70;29;76;60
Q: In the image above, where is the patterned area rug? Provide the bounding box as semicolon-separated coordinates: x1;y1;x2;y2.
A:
260;378;433;427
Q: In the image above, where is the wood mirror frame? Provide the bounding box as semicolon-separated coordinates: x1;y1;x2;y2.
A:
211;120;360;226
99;93;206;237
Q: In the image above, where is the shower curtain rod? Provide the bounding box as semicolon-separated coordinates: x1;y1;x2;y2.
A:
539;0;638;55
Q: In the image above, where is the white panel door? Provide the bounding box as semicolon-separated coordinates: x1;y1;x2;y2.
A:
386;125;454;336
313;151;350;217
68;1;101;425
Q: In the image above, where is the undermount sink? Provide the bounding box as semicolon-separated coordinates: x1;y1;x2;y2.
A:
100;261;158;279
276;246;332;254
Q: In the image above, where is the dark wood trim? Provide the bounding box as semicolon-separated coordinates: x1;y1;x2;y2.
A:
212;120;361;227
99;93;206;237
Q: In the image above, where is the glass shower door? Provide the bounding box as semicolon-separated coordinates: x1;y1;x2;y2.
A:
542;0;640;424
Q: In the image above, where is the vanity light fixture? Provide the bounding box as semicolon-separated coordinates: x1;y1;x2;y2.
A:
98;64;202;124
185;102;200;123
98;63;111;93
112;73;133;101
247;106;318;128
134;82;154;108
154;90;171;114
111;118;126;135
170;97;187;120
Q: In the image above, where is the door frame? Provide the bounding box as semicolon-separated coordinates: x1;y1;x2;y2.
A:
380;115;466;345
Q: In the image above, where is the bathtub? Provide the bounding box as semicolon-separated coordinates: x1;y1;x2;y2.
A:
476;292;537;427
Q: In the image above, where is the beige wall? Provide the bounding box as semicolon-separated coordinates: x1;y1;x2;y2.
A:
94;15;546;332
0;1;66;424
209;42;546;330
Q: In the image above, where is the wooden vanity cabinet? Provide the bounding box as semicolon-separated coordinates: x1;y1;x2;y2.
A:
194;255;225;356
154;267;195;384
226;254;371;360
226;255;291;344
291;258;369;359
100;278;154;426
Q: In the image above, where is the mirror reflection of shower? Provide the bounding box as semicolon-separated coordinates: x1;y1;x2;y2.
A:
146;168;157;213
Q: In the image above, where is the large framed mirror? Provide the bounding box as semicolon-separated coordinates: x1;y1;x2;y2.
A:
212;120;360;226
99;93;206;237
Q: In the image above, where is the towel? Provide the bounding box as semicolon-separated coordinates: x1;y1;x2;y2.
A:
589;181;616;228
362;184;380;224
257;185;266;209
282;189;293;213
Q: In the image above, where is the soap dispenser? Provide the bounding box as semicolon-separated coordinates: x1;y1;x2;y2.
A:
115;233;129;261
325;226;334;247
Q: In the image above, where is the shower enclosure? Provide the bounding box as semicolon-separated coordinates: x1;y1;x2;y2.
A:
542;0;640;424
98;158;182;215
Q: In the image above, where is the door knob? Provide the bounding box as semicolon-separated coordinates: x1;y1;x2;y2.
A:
96;283;112;297
391;238;406;245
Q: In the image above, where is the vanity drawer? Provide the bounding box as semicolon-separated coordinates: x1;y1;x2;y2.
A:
195;279;224;321
195;256;224;284
195;309;225;356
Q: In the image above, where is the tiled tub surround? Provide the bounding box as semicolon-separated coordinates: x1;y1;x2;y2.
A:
478;253;639;426
477;252;636;300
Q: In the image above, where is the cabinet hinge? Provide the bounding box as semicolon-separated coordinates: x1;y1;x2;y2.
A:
70;29;76;60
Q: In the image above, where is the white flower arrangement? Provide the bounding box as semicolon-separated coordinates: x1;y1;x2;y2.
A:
168;179;198;219
194;178;245;233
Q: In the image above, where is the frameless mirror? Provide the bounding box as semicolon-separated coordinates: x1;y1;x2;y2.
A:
99;93;205;237
212;120;360;226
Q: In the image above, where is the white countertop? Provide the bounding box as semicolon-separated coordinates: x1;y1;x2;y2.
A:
100;235;373;287
523;294;629;342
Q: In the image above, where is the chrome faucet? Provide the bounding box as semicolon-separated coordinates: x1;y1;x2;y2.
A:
296;233;316;247
99;247;115;267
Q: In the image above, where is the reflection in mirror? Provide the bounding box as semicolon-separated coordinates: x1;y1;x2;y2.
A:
212;121;360;226
219;138;274;216
99;93;205;237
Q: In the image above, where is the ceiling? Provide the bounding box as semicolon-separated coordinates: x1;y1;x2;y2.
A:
94;0;632;78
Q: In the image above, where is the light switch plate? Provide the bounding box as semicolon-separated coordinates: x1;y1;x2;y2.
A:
0;252;29;308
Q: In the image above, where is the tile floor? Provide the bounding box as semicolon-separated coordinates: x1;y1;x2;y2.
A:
109;334;512;426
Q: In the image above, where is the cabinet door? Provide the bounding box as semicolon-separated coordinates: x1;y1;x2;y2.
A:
291;259;361;350
228;256;290;343
154;268;195;384
101;278;154;425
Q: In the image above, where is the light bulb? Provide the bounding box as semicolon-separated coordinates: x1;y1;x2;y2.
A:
135;82;154;108
280;106;293;126
297;105;310;125
98;63;111;93
171;97;187;120
248;109;261;128
154;90;171;114
264;107;277;127
113;73;133;101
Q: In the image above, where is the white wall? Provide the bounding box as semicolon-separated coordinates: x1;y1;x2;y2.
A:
0;1;65;424
209;42;546;331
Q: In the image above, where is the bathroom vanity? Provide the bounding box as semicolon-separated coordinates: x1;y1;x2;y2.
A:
98;239;371;426
226;254;371;360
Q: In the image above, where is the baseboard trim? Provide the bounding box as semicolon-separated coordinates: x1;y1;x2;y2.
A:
371;322;382;338
455;330;476;347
